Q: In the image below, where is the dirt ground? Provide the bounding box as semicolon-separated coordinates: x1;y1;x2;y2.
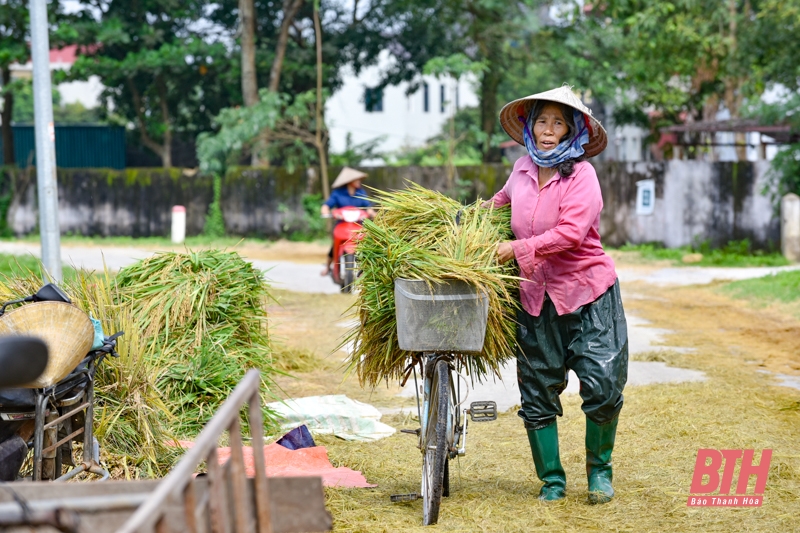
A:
266;253;800;532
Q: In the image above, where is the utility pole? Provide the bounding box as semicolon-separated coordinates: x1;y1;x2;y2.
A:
29;0;61;282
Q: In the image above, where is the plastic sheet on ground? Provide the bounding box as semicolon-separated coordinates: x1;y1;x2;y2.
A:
171;440;376;488
266;394;396;442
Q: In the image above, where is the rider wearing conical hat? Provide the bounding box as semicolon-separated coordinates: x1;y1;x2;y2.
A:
320;167;376;276
488;85;627;504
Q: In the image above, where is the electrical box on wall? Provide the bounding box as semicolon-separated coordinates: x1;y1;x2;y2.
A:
636;179;656;215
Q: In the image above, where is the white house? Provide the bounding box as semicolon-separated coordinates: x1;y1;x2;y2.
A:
7;45;104;111
325;50;480;163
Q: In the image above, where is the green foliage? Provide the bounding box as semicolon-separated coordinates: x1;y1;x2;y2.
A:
295;193;327;241
67;0;239;163
745;93;800;200
387;107;495;167
115;249;278;436
389;141;483;167
0;253;41;277
618;239;789;267
722;270;800;306
11;81;101;124
277;193;328;242
203;174;225;237
423;53;486;81
0;193;11;238
197;89;326;176
330;133;386;166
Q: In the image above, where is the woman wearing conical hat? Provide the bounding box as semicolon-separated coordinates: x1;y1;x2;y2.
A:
486;86;628;504
320;167;376;276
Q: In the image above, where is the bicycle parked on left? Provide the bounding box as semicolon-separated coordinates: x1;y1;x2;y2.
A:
0;283;122;481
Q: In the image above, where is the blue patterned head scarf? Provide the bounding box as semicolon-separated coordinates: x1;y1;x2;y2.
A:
518;104;590;168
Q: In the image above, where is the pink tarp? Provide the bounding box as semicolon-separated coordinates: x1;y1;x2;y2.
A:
172;440;375;488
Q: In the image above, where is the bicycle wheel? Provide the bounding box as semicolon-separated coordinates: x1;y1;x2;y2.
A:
422;359;450;525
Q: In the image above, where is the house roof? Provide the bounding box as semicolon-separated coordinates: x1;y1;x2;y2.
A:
660;119;799;144
49;45;79;65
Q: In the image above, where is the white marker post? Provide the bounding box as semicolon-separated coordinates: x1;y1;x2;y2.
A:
781;193;800;263
171;205;186;244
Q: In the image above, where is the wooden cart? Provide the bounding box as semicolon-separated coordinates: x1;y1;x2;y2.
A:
0;370;332;533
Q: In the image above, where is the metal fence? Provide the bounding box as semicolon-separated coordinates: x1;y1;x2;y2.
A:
0;124;125;169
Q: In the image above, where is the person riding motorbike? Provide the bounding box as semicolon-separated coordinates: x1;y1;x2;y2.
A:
320;167;376;276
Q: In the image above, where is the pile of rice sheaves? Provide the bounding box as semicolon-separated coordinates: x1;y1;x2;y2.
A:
115;250;276;435
345;183;520;388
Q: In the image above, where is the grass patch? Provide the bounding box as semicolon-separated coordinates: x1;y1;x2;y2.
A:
617;240;789;267
719;270;800;319
0;252;79;279
721;270;800;305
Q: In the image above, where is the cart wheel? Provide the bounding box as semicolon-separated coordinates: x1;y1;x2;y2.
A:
443;457;450;498
422;359;449;525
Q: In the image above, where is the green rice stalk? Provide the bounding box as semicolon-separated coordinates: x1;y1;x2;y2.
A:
343;183;520;387
115;249;279;436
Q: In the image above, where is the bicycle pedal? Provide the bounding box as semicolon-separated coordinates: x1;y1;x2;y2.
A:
469;401;498;422
390;493;419;502
400;428;421;436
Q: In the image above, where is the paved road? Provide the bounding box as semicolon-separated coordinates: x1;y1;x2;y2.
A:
3;240;797;294
0;241;339;294
3;240;796;412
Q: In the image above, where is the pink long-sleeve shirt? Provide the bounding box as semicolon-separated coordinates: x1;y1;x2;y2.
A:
490;156;618;317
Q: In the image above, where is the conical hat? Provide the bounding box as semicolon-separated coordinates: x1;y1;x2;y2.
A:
331;167;368;189
499;86;608;158
0;302;94;388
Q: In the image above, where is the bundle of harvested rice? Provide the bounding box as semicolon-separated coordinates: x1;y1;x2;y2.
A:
115;249;277;435
0;267;177;478
0;250;278;476
344;183;519;387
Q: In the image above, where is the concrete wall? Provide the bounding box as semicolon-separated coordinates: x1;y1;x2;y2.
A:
598;160;779;248
0;160;781;248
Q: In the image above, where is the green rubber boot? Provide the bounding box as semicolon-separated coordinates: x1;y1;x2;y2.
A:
526;421;566;501
585;417;618;504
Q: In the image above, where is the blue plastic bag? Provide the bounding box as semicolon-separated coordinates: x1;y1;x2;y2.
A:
90;315;105;351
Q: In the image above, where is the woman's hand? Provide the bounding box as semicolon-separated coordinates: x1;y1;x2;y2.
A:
496;242;515;264
320;204;331;218
481;200;493;208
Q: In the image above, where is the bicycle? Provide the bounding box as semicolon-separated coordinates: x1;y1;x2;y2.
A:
390;278;498;526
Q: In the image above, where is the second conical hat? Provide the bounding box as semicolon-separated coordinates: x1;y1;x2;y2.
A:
331;167;368;189
0;301;94;388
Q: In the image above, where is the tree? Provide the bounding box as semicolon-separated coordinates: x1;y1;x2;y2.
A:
12;82;99;123
347;0;542;162
424;54;486;187
68;0;238;168
567;0;800;160
197;88;328;177
0;0;28;165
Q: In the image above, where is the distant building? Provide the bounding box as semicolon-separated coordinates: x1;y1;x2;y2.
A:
325;50;480;164
7;44;103;111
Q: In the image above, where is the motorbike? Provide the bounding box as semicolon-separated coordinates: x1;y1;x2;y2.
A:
325;207;369;293
0;284;122;482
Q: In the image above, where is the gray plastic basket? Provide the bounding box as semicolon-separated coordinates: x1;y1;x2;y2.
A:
394;278;489;353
